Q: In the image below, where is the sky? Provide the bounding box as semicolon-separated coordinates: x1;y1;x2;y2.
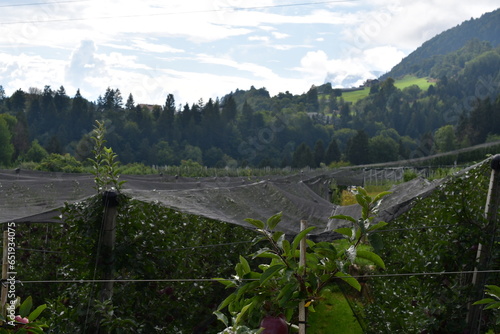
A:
0;0;499;107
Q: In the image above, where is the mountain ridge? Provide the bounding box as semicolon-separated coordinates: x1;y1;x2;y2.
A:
380;7;500;80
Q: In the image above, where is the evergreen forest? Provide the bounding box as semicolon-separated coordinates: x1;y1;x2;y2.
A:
1;36;500;171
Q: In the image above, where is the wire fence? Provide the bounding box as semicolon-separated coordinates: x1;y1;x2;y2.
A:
3;222;497;285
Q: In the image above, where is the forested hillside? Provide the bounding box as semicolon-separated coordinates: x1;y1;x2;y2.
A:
1;10;500;170
381;7;500;79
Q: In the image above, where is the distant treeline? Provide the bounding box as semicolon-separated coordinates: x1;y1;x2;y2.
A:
0;39;500;169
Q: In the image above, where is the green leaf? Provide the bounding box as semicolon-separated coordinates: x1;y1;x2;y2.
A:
272;231;285;243
484;301;500;310
334;227;353;238
19;296;33;318
291;226;316;252
367;221;388;232
245;218;265;229
473;298;496;305
355;193;369;209
306;252;320;269
235;301;254;327
260;264;286;285
282;239;291;256
485;285;500;298
235;263;244;278
267;212;282;230
254;252;282;260
213;278;237;288
335;272;361;291
356;250;386;269
357;187;368;197
273;231;285;244
213;311;229;327
306;239;316;248
372;191;391;204
239;255;251;275
330;214;356;224
217;293;236;311
278;283;298;307
28;304;47;322
313;242;337;255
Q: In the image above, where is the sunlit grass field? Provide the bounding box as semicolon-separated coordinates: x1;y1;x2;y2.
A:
341;75;434;104
393;75;434;91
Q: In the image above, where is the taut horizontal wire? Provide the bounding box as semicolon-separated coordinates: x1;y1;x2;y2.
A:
12;269;500;284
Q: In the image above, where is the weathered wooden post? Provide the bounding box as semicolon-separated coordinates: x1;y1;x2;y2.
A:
100;190;119;302
298;220;307;334
468;154;500;333
1;231;7;323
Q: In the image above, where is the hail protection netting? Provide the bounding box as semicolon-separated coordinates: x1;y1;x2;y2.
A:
0;164;463;239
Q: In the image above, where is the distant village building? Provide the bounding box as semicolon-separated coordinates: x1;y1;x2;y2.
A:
137;104;161;112
363;79;380;87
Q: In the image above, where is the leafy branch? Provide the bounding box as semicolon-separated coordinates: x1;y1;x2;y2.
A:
89;120;125;193
215;187;390;330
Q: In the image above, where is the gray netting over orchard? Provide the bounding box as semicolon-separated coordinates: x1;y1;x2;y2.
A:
0;163;466;239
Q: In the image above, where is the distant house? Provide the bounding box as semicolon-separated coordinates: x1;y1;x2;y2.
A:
363;79;380;87
137;104;161;112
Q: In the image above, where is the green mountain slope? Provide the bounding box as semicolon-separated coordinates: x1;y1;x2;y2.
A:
381;7;500;80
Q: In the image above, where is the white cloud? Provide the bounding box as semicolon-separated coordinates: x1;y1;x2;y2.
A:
0;0;499;107
130;39;184;54
248;36;270;42
0;52;67;95
65;40;106;88
295;45;405;88
195;54;278;79
272;32;289;39
362;46;405;71
341;0;500;52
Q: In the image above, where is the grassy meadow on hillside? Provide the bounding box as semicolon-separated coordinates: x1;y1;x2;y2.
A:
340;75;434;104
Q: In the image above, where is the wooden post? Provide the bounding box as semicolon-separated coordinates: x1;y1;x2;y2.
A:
299;220;308;334
100;191;118;302
1;231;8;323
468;154;500;333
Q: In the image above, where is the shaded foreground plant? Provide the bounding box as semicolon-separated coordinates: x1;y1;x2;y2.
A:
215;187;390;332
363;159;500;333
0;296;47;333
473;284;500;326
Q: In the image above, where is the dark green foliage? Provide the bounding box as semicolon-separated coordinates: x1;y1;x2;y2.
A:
369;135;399;163
458;96;500;146
306;86;320;112
0;115;14;166
364;160;500;333
24;140;49;163
313;139;325;167
382;8;500;79
324;138;341;165
292;142;313;168
346;130;370;165
36;153;83;172
14;197;258;333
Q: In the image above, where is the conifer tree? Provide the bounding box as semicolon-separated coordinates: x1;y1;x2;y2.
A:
324;138;341;165
346;130;370;165
292;142;313;168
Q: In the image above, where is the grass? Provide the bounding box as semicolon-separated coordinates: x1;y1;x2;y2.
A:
341;87;370;104
308;287;363;334
393;75;434;91
340;75;434;104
